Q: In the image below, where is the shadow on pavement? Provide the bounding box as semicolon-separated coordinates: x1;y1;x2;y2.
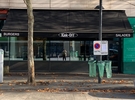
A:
88;92;135;99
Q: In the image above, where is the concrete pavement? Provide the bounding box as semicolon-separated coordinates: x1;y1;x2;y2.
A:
0;91;135;100
0;73;135;100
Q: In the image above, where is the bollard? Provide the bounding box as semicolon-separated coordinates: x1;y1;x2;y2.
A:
0;49;4;83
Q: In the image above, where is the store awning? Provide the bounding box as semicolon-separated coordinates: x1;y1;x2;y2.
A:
0;9;8;19
1;9;133;38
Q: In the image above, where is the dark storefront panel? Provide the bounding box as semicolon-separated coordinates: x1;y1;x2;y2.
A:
4;61;89;73
1;9;133;38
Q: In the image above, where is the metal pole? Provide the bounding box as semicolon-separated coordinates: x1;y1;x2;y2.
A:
98;0;102;83
99;0;102;54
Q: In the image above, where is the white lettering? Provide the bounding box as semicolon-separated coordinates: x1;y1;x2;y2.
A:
69;33;74;37
61;33;68;37
3;32;20;36
116;34;131;37
58;32;78;38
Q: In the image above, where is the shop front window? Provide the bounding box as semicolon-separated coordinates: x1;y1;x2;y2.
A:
0;37;9;60
2;37;119;64
48;41;69;61
5;39;95;61
9;37;27;60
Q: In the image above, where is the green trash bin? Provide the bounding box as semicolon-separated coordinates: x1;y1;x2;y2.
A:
97;61;105;78
88;60;96;77
105;60;112;78
89;57;94;61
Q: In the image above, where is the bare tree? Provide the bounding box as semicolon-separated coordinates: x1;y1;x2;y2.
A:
43;38;47;60
24;0;35;85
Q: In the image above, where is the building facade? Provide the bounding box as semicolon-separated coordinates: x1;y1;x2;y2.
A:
0;0;135;74
0;0;135;16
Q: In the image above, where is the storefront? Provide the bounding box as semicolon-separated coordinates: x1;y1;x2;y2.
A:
0;9;133;73
123;17;135;74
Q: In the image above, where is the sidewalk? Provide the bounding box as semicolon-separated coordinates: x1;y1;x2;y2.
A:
0;73;135;91
0;73;135;100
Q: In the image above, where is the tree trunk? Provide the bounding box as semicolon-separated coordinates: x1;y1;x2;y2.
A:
24;0;35;85
43;38;47;60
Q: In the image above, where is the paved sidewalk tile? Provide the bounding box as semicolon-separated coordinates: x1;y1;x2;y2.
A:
0;73;135;100
0;91;134;100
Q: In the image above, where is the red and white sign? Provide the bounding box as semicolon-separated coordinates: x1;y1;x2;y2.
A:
93;41;108;55
93;41;101;55
94;43;100;49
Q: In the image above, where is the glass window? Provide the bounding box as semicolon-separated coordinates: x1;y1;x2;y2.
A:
9;37;27;60
2;38;119;63
0;20;9;60
69;41;80;61
0;37;9;60
48;41;69;61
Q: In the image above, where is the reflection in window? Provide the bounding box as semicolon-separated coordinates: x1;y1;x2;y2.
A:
0;37;9;60
1;37;118;63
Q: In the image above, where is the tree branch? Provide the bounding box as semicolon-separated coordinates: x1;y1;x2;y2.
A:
123;0;135;6
23;0;28;6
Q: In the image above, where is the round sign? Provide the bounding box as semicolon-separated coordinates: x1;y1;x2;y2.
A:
94;43;100;49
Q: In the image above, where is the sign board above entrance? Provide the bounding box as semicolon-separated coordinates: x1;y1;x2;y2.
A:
115;33;132;37
93;41;108;55
1;32;133;38
58;32;78;38
2;32;20;36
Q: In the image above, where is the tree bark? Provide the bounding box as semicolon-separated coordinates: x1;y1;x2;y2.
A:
24;0;35;85
43;38;47;60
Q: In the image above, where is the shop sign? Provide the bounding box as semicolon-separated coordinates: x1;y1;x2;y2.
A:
3;32;20;36
115;33;131;37
58;32;78;38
